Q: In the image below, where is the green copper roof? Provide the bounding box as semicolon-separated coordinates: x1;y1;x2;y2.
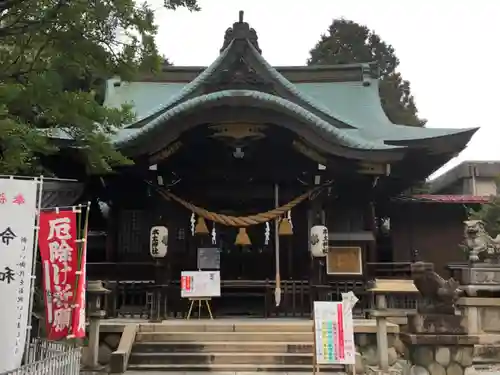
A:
112;89;400;151
102;18;477;159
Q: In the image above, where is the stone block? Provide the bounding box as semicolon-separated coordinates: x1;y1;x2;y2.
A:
408;314;466;334
402;337;476;375
410;365;430;375
453;346;473;367
435;346;451;367
103;333;121;351
461;266;500;285
98;342;112;365
481;307;500;332
428;362;446;375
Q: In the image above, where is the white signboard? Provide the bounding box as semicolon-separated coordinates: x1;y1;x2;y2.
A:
181;271;221;298
313;301;356;365
0;178;38;372
150;226;168;258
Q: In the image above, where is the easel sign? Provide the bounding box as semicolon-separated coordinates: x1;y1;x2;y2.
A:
181;271;220;319
181;270;221;298
312;292;358;375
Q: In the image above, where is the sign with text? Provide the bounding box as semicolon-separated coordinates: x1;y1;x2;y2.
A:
0;178;38;373
181;271;221;298
39;210;83;340
326;246;363;275
197;247;220;270
313;301;356;365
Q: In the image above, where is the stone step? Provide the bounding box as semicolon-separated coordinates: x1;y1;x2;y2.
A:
126;363;344;373
138;322;313;333
133;341;313;353
129;352;318;365
135;331;312;342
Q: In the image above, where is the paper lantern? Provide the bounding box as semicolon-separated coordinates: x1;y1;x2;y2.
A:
150;226;168;258
310;225;328;257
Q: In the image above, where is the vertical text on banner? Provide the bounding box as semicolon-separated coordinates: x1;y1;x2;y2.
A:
0;178;38;373
71;215;87;338
38;210;78;340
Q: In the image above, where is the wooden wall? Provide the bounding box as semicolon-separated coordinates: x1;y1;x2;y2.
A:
390;203;468;276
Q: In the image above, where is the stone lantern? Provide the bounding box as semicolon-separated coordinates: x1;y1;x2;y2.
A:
369;279;418;373
86;280;110;369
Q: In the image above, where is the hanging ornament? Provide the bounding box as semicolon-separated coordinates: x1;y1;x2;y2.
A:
235;227;251;246
190;213;196;236
195;216;209;235
264;222;270;245
211;223;217;245
310;225;328;257
278;211;293;236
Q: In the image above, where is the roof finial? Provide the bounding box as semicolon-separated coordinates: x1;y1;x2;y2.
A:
220;10;261;54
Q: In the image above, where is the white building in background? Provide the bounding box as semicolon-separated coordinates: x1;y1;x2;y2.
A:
430;161;500;196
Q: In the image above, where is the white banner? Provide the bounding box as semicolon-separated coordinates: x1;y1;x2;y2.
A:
0;178;38;373
314;301;356;365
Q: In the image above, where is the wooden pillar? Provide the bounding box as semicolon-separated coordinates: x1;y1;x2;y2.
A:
365;202;377;264
105;205;116;261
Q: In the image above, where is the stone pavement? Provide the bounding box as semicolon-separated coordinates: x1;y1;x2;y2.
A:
120;369;500;374
123;372;346;375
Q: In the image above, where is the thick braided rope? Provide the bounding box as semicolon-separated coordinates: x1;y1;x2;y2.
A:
156;186;322;227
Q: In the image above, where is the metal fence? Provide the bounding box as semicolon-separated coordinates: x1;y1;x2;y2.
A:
1;339;81;375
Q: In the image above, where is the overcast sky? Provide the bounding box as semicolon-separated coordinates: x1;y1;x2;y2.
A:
148;0;499;179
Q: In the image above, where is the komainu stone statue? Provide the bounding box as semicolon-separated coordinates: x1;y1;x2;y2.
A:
463;219;500;263
411;262;463;315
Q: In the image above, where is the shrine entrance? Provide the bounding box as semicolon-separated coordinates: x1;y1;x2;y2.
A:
150;118;321;316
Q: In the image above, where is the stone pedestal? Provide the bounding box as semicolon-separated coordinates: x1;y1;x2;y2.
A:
458;297;500;335
457;264;500;296
401;333;479;375
458;297;500;364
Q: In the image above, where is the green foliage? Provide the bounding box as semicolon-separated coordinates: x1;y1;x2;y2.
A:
0;0;199;174
308;19;425;127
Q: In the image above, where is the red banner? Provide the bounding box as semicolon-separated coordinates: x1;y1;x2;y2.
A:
39;210;82;340
71;218;87;338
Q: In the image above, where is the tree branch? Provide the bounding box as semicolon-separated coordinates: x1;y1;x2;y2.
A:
0;0;67;37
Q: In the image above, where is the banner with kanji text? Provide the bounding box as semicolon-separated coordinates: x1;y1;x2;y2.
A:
0;178;39;373
38;209;84;340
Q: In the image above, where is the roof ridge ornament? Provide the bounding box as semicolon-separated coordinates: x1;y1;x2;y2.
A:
220;10;262;54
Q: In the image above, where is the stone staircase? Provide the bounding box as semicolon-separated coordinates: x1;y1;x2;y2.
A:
127;320;345;372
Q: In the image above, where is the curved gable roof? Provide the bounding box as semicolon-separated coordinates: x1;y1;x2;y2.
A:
103;14;477;163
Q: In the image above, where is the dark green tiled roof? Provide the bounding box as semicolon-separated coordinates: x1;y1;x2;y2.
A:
113;89;401;151
103;26;477;159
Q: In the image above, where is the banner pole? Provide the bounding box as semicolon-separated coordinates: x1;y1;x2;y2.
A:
24;175;44;363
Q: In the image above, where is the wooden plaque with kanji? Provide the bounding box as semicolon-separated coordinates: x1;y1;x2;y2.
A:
326;246;363;275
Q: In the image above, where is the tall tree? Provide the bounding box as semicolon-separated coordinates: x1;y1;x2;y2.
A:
0;0;199;174
308;19;425;127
